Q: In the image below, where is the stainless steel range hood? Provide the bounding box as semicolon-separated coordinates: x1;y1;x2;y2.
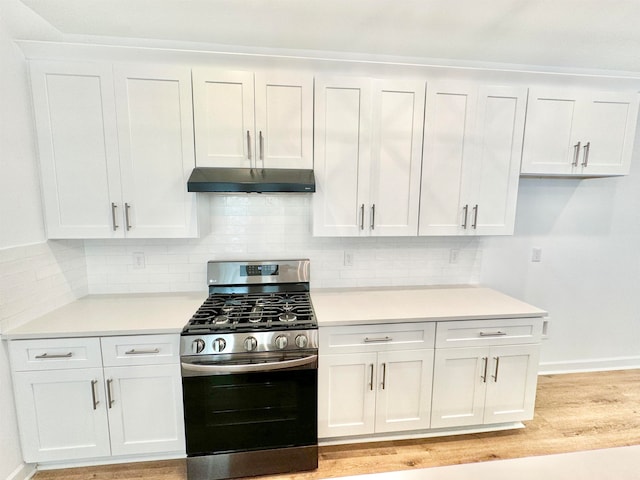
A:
187;167;315;193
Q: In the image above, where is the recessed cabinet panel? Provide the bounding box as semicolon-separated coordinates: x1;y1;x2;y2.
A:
313;78;371;236
115;65;197;238
30;62;122;238
420;88;473;234
370;82;424;236
192;70;254;168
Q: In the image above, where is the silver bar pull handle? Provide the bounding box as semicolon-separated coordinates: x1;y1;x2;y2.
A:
492;356;500;382
462;204;468;229
481;357;488;383
363;336;392;343
370;204;376;230
381;363;387;390
572;141;581;166
35;352;73;359
259;130;264;161
479;331;507;337
106;378;114;408
124;203;132;231
111;203;119;231
472;204;478;229
369;364;374;391
360;204;365;230
582;141;590;167
91;379;99;410
125;348;160;355
247;130;252;161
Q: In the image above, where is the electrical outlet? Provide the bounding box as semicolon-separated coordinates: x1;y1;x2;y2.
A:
344;251;354;267
132;251;146;269
449;249;460;264
531;247;542;263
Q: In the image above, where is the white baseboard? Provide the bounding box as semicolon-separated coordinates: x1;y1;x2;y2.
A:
5;463;35;480
539;356;640;375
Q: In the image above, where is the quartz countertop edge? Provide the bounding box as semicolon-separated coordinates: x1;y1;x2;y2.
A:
1;286;547;340
310;286;547;326
1;292;207;340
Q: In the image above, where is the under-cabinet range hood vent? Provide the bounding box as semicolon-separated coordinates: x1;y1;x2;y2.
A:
187;167;316;193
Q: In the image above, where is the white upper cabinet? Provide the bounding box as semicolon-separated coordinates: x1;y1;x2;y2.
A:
30;62;122;239
419;83;527;236
113;64;198;238
520;88;639;176
30;61;198;239
192;69;313;169
313;76;425;236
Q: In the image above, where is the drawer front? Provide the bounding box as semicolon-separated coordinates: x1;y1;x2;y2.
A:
101;334;179;366
435;318;543;348
320;323;436;354
9;337;102;371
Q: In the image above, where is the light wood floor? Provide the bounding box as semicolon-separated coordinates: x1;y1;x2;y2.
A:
34;369;640;480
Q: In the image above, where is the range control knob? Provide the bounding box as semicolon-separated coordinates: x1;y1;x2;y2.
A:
212;338;227;353
295;334;309;349
244;336;258;352
274;335;288;350
192;338;206;354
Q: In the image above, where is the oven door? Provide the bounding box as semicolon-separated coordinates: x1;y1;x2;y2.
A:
181;351;318;456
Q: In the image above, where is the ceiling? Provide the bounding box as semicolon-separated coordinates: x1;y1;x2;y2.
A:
15;0;640;73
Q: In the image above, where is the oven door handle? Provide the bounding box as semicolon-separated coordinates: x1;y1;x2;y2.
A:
181;354;318;374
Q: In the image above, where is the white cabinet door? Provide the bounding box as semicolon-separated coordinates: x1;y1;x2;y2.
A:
369;80;425;236
104;364;185;456
318;353;377;438
430;347;487;429
13;368;111;463
192;69;255;168
375;349;433;433
254;72;314;169
483;344;540;424
419;84;526;236
469;86;527;235
114;64;198;238
30;61;122;239
521;88;639;176
313;77;425;237
193;69;313;169
313;77;372;236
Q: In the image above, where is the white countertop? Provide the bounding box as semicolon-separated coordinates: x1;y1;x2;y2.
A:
2;286;546;340
2;292;206;340
311;285;546;326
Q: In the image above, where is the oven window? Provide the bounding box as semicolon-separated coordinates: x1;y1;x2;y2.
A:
182;369;317;456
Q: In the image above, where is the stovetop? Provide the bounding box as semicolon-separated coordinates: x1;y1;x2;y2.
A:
182;292;317;335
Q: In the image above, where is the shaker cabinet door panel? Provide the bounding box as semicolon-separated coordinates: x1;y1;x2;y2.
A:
318;353;377;437
375;349;433;433
105;364;185;456
313;78;372;236
30;62;122;238
192;69;255;168
13;368;111;463
254;73;314;169
114;65;197;238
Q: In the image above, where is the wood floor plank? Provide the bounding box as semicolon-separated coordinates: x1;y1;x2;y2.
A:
33;369;640;480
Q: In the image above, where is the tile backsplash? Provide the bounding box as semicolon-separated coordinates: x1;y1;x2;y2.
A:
85;195;482;294
0;240;87;333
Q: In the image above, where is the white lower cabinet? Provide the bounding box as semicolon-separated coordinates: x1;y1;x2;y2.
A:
9;335;184;464
318;323;435;439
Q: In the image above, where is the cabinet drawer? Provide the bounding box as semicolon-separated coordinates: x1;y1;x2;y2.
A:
100;334;179;366
435;318;543;348
9;337;102;371
320;323;436;353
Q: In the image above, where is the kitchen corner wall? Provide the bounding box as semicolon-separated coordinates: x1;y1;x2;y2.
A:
84;195;482;294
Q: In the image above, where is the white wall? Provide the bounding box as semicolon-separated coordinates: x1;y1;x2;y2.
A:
481;126;640;372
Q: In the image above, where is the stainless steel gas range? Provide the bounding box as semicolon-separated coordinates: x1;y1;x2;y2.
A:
180;259;318;480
